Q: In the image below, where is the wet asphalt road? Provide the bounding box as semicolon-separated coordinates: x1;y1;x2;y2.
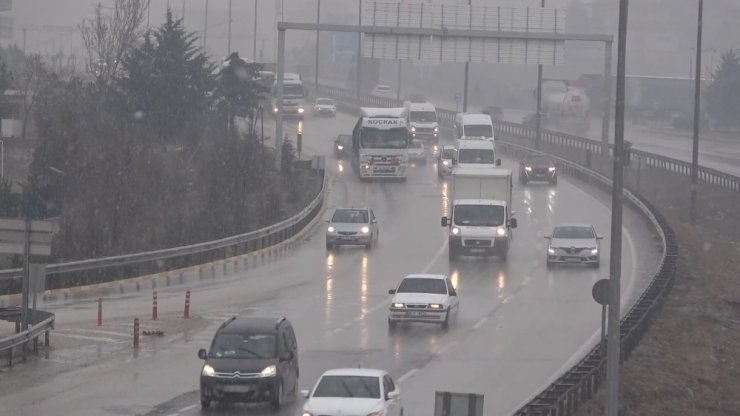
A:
0;112;661;416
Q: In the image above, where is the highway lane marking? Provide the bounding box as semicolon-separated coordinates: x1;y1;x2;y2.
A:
472;317;489;329
437;341;457;355
397;368;418;383
59;328;131;337
53;333;121;343
422;238;449;274
179;404;198;412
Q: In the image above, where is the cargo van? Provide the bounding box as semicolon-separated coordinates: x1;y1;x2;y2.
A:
454;113;495;142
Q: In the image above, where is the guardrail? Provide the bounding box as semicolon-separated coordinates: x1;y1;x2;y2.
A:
0;309;55;367
0;169;326;293
308;82;679;416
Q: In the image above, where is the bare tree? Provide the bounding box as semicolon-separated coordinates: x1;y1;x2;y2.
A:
20;54;46;140
79;0;149;83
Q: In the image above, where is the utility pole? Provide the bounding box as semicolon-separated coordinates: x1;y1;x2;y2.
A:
228;0;232;53
203;0;209;52
535;0;545;150
275;28;286;170
356;0;363;101
182;0;186;20
689;0;703;223
462;0;471;112
253;0;258;61
606;1;629;416
315;0;321;88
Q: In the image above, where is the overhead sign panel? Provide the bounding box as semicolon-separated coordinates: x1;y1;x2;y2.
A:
362;1;565;65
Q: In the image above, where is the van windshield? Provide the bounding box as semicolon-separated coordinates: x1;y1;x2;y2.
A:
458;149;494;164
454;205;505;227
410;111;437;122
463;125;493;137
210;333;277;359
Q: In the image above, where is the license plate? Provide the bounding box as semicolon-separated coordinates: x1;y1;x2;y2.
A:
339;236;354;241
470;248;486;253
222;385;252;393
565;257;581;262
410;311;426;316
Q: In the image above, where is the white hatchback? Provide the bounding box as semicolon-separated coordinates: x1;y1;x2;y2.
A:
388;274;459;330
301;368;403;416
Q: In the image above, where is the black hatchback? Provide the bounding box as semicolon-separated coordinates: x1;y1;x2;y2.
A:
198;316;299;409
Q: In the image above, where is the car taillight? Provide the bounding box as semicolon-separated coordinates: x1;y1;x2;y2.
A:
571;95;581;102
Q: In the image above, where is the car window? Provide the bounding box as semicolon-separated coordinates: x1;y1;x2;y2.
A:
458;149;494;164
313;375;381;398
370;210;376;221
446;279;456;295
463;124;493;137
397;278;447;294
441;148;455;159
384;375;396;393
552;226;596;239
525;156;552;165
332;209;369;223
316;98;334;105
210;332;277;359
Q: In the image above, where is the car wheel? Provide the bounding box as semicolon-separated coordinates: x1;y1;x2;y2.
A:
441;314;450;330
388;319;397;332
326;242;333;250
270;379;283;410
200;394;211;409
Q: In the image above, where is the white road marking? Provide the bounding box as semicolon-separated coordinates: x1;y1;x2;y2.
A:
54;333;120;343
422;238;449;273
472;317;489;329
397;368;418;383
437;341;457;355
522;276;531;285
179;404;198;412
166;413;179;416
502;294;515;304
60;328;130;337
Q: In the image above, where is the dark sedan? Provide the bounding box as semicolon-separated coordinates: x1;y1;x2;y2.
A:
333;134;352;158
519;154;557;185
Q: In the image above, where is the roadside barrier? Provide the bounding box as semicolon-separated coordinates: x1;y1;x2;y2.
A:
152;291;158;321
0;310;54;367
97;297;102;326
133;318;140;349
183;290;191;319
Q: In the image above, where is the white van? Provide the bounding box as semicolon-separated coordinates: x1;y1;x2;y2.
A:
404;101;439;143
454;113;495;142
455;139;501;170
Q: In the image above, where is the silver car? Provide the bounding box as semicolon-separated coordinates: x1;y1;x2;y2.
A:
545;224;603;268
436;145;456;177
407;140;426;165
326;208;379;250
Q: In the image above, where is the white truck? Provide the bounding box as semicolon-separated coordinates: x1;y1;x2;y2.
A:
441;168;517;260
351;107;410;180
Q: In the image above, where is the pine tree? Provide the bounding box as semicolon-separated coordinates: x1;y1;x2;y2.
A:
706;50;740;132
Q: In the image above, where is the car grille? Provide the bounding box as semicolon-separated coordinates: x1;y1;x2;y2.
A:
464;239;492;247
406;304;428;309
558;247;586;254
212;371;260;379
338;231;357;236
533;168;550;174
414;127;435;133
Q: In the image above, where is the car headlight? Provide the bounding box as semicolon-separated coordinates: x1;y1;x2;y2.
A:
428;303;443;309
496;227;507;236
273;107;278;113
260;365;276;377
591;248;599;255
361;226;370;234
327;226;335;233
302;411;314;416
411;127;416;132
525;166;532;171
337;145;344;150
451;227;460;235
201;364;216;376
392;302;405;308
434;127;438;132
298;107;304;113
442;160;449;166
549;166;556;172
548;247;555;254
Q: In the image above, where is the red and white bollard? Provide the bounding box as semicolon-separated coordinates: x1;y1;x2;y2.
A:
183;290;191;319
97;297;103;326
152;291;158;321
133;318;140;348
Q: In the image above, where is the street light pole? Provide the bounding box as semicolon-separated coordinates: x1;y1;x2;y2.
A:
689;0;704;224
228;0;232;53
356;0;363;101
535;0;545;150
462;0;472;113
203;0;209;52
606;0;629;415
0;139;4;178
253;0;258;61
315;0;321;88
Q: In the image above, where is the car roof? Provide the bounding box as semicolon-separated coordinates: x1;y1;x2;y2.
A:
402;274;447;280
408;102;436;111
316;97;334;101
374;84;391;89
321;368;386;377
220;316;286;333
457;113;493;124
553;223;595;229
334;207;370;212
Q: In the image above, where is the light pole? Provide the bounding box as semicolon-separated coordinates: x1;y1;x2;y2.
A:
0;139;4;178
535;0;545;150
606;0;629;415
315;0;321;88
227;0;232;53
689;0;704;224
253;0;258;61
462;0;471;113
203;0;209;52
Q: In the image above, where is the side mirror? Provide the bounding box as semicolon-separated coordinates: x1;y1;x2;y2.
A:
495;158;502;166
441;217;449;227
509;218;518;228
198;349;207;360
301;389;310;399
371;219;378;224
388;289;396;294
596;236;604;240
449;290;457;296
387;390;400;401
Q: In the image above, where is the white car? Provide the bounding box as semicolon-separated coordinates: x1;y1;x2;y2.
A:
312;98;337;117
301;368;403;416
388;274;459;330
437;145;456;177
407;139;426;164
545;223;603;268
371;84;394;98
326;207;379;250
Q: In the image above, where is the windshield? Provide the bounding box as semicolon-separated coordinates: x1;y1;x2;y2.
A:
458;149;494;164
313;375;381;398
410;111;437;122
275;83;304;97
360;127;409;149
316;99;334;105
397;278;447;294
463;125;493;137
209;332;276;359
410;141;423;149
454;205;505;227
552;226;595;239
332;209;369;223
441;149;455;159
525;156;552;165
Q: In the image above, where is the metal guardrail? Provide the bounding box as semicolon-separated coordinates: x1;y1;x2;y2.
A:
308;82;679;416
0;170;327;292
0;309;55;366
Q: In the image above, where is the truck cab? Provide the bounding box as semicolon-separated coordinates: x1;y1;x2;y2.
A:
271;77;307;118
454;113;495;142
441;168;517;260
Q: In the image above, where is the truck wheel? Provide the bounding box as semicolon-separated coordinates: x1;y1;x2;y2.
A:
448;246;457;260
326;242;333;250
550;176;558;186
200;396;211;409
388;319;397;332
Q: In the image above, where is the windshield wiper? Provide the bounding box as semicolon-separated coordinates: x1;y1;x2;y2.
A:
237;346;264;358
357;378;377;398
340;379;355;398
